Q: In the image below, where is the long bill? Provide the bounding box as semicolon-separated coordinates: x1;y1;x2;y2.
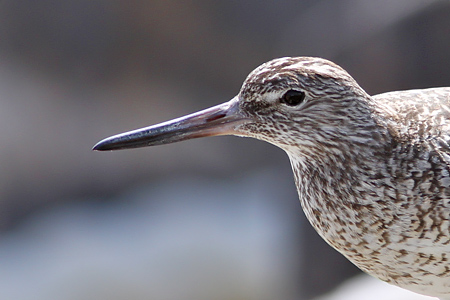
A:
93;97;250;151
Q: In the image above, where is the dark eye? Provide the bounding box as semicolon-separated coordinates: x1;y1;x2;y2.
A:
281;90;305;106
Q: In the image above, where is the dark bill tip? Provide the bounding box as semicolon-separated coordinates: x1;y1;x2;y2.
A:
92;139;121;151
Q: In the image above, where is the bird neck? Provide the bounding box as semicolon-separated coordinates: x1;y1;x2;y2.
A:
285;120;392;217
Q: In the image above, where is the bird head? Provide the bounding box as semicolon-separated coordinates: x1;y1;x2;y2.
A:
93;57;372;154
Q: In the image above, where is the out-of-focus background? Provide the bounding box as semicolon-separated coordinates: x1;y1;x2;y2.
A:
0;0;449;299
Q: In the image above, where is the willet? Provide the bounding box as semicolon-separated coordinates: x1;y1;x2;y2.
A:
94;57;450;299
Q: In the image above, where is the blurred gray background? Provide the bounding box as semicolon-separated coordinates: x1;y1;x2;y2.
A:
0;0;449;299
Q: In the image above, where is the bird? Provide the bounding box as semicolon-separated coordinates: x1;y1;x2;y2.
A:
94;56;450;299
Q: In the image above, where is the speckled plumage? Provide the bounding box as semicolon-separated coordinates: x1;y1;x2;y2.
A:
94;57;450;299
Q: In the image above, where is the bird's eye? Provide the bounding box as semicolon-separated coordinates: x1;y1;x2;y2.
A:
280;90;305;106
